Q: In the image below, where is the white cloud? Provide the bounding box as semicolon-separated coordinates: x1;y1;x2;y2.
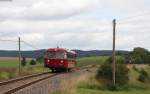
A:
0;0;99;20
0;0;150;50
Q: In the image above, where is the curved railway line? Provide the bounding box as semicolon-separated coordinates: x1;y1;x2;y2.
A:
0;72;57;94
0;65;95;94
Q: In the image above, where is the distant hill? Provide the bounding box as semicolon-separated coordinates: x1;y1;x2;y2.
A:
0;49;129;58
74;50;129;58
0;50;45;58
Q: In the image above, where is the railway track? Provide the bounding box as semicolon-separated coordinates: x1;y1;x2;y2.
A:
0;72;57;94
0;65;95;94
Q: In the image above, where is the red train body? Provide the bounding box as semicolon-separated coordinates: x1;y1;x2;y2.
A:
44;48;77;72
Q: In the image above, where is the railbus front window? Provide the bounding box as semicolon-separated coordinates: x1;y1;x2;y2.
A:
47;51;66;59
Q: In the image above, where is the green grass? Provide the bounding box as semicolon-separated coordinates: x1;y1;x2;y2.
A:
75;65;150;94
0;57;49;80
77;89;150;94
0;57;20;68
52;64;150;94
0;57;33;68
51;55;150;94
0;56;108;68
77;56;108;67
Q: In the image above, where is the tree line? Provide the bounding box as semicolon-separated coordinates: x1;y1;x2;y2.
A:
124;47;150;64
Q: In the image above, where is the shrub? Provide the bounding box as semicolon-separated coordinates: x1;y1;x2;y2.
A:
30;59;36;65
140;68;148;77
97;56;129;89
96;63;129;90
138;74;147;82
138;69;149;82
106;56;126;64
21;57;27;67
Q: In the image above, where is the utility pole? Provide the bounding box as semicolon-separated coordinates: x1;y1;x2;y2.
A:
112;19;116;86
18;37;21;75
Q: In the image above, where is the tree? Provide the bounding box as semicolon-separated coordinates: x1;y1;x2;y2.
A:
127;47;150;64
30;59;36;65
144;55;150;64
96;57;129;89
106;56;125;64
21;57;27;67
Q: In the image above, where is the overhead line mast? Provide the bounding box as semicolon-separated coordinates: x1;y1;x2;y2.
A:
112;19;116;86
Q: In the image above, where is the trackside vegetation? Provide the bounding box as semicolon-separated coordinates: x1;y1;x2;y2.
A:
96;63;129;90
0;57;48;80
53;47;150;94
1;47;150;93
53;64;150;94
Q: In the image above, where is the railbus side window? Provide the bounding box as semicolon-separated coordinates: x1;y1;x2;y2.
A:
67;52;76;59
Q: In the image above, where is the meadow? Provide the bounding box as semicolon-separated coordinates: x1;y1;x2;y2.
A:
0;57;48;80
53;64;150;94
0;56;108;80
0;57;20;68
77;56;108;67
0;56;109;68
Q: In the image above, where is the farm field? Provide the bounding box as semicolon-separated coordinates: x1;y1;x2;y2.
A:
0;57;32;68
0;56;108;68
0;56;107;80
0;56;106;80
0;57;48;80
77;56;108;67
0;57;19;68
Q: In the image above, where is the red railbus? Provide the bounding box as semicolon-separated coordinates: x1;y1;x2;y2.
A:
44;48;77;72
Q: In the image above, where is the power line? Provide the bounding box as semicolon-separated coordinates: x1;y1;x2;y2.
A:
22;40;39;50
118;12;150;24
0;39;39;50
0;39;19;42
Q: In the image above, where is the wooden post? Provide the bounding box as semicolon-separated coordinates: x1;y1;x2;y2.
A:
18;37;21;75
112;19;116;86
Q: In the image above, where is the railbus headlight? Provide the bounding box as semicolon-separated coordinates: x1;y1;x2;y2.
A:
60;60;64;63
48;60;50;62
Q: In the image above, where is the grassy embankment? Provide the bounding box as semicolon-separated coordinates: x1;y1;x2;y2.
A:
0;57;48;80
53;56;150;94
75;65;150;94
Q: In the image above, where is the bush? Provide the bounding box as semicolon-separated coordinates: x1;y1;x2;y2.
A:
140;68;148;77
138;69;149;82
96;63;129;90
138;74;147;82
106;56;126;64
21;57;27;67
97;56;129;90
30;59;36;65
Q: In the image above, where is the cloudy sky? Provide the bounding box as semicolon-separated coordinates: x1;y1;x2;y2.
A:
0;0;150;51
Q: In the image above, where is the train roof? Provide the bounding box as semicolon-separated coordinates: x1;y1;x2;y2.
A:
47;48;76;54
